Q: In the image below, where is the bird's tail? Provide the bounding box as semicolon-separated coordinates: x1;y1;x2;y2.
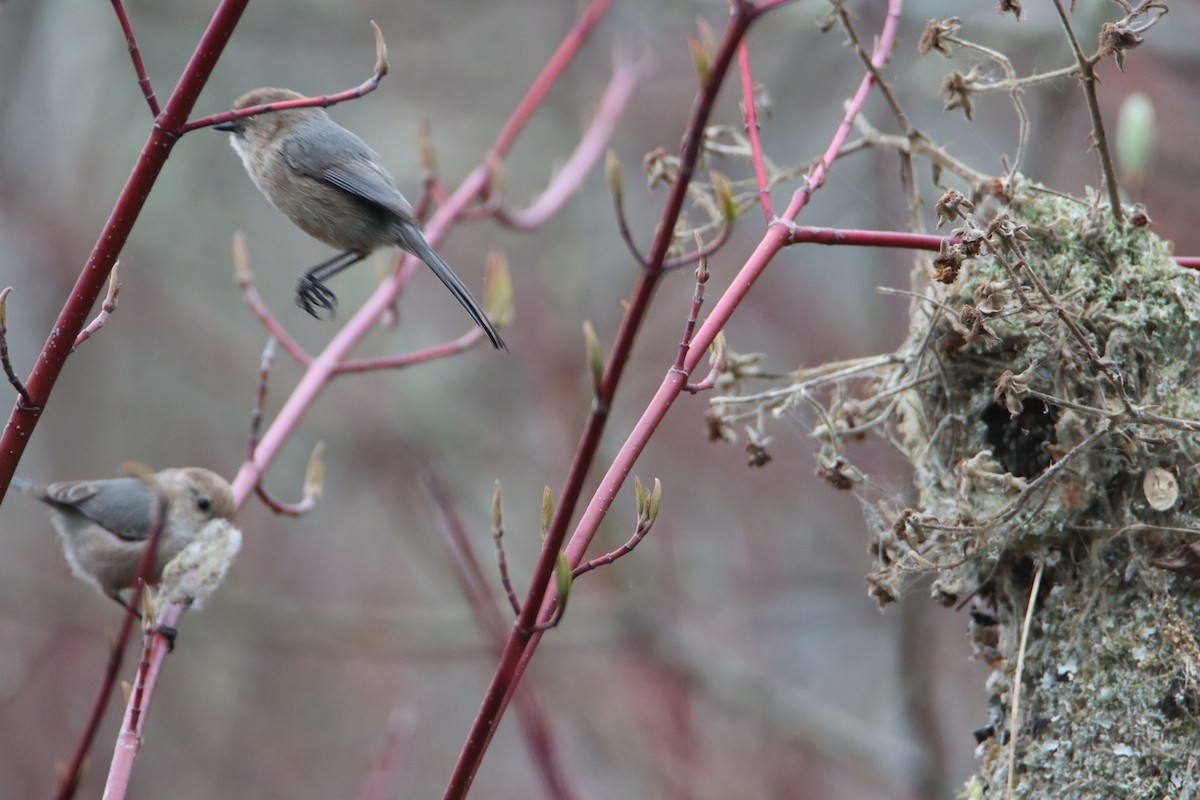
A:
396;224;506;351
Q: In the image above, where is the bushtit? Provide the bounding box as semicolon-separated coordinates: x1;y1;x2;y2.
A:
16;468;235;606
216;87;505;350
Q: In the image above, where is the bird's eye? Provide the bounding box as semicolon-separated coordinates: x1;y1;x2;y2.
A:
197;497;213;514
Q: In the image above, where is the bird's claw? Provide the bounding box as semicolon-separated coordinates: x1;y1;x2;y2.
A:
156;624;178;652
295;275;338;319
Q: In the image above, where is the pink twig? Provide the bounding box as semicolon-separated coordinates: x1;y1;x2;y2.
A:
780;225;944;251
571;525;648;579
60;491;167;800
253;439;324;517
572;476;658;580
239;288;309;366
104;603;179;798
493;57;643;230
488;0;614;162
491;496;522;618
684;363;721;394
236;236;311;366
108;0;159;115
72;267;121;350
673;258;709;372
334;329;485;374
357;708;417;800
182;21;389;134
567;0;905;570
246;337;275;460
662;217;733;271
738;39;773;222
253;483;318;516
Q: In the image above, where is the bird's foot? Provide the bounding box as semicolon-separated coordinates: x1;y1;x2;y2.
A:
156;624;178;652
295;275;338;319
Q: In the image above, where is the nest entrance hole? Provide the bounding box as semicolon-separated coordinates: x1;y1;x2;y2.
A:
982;398;1059;479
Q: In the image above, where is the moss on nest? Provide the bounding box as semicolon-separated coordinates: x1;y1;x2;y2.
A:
877;187;1200;608
705;183;1200;794
871;186;1200;797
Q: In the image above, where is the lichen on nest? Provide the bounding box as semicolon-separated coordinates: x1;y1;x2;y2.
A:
706;183;1200;609
871;186;1200;609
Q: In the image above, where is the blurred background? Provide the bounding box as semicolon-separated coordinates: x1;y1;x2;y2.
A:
1;1;1198;797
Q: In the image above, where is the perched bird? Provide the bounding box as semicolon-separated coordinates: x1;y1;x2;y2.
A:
215;87;506;350
16;468;235;606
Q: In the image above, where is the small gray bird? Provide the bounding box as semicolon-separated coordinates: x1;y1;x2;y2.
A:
215;87;505;350
17;468;235;606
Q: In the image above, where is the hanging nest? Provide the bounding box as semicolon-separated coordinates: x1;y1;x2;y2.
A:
864;186;1200;611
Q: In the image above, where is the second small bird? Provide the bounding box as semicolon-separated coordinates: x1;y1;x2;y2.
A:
216;87;505;350
17;468;235;606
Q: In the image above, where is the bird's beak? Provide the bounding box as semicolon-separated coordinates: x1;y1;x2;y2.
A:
213;121;240;132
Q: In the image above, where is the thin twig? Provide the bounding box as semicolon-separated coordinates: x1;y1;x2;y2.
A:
0;0;254;501
246;337;275;460
572;524;649;578
444;3;765;796
334;329;485;374
423;477;574;799
610;166;651;269
108;0;159;115
493;56;643;230
661;217;734;271
1005;558;1045;800
0;288;33;409
72;266;122;350
672;250;710;372
942;34;1029;182
234;233;310;366
737;40;773;222
251;442;323;517
1049;0;1123;223
182;21;390;134
848;114;993;192
64;491;168;800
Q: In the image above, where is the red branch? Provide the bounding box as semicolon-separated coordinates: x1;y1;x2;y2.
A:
0;0;251;502
109;0;159;115
425;478;575;799
91;0;621;792
443;2;760;796
444;1;904;796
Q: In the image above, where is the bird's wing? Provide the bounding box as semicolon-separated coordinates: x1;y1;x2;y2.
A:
282;121;418;222
34;477;158;541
